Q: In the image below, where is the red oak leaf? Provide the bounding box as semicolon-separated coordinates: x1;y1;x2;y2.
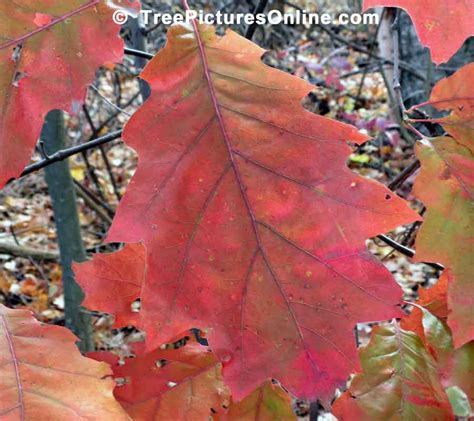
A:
91;338;230;420
0;305;129;420
0;0;140;188
411;62;474;149
363;0;474;64
400;272;449;342
409;64;474;347
332;321;455;420
74;243;146;328
105;23;419;402
402;288;474;410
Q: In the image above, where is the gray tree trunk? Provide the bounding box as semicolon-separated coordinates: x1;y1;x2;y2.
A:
42;110;93;353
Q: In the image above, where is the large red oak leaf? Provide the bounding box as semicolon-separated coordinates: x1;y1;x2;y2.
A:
106;23;419;402
0;0;140;188
0;305;129;420
363;0;474;65
91;339;230;420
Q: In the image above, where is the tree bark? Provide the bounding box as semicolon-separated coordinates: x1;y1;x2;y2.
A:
129;16;151;101
43;110;93;352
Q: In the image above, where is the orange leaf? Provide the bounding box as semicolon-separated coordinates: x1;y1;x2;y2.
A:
0;304;129;420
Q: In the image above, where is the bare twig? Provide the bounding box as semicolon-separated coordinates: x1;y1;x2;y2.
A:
73;179;115;216
387;159;421;190
124;46;154;60
0;241;59;261
80;150;106;202
376;234;443;271
390;9;405;115
355;9;384;101
74;182;113;224
245;0;269;40
82;105;122;202
90;85;132;117
18;130;123;179
310;24;427;82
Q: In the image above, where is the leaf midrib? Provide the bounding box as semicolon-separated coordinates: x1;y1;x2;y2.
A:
0;0;100;51
0;313;25;420
185;15;323;384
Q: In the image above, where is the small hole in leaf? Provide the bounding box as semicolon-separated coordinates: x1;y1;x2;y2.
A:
115;377;130;387
385;194;392;200
12;44;23;62
12;71;26;87
155;359;167;368
131;298;141;313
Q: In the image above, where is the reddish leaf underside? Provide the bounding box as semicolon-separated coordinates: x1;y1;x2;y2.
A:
0;305;129;420
91;339;230;420
414;140;473;347
0;0;140;188
332;321;454;420
105;22;419;401
400;272;449;343
411;63;474;347
418;309;474;411
363;0;474;64
401;279;474;410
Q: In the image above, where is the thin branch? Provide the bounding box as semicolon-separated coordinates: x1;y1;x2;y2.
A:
82;105;122;202
355;9;384;101
376;234;444;271
390;9;406;115
80;149;106;202
245;0;269;40
18;130;123;179
311;23;427;82
74;182;113;225
87;90;141;142
0;241;59;260
387;159;421;190
90;85;132;117
124;46;154;60
73;179;115;216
